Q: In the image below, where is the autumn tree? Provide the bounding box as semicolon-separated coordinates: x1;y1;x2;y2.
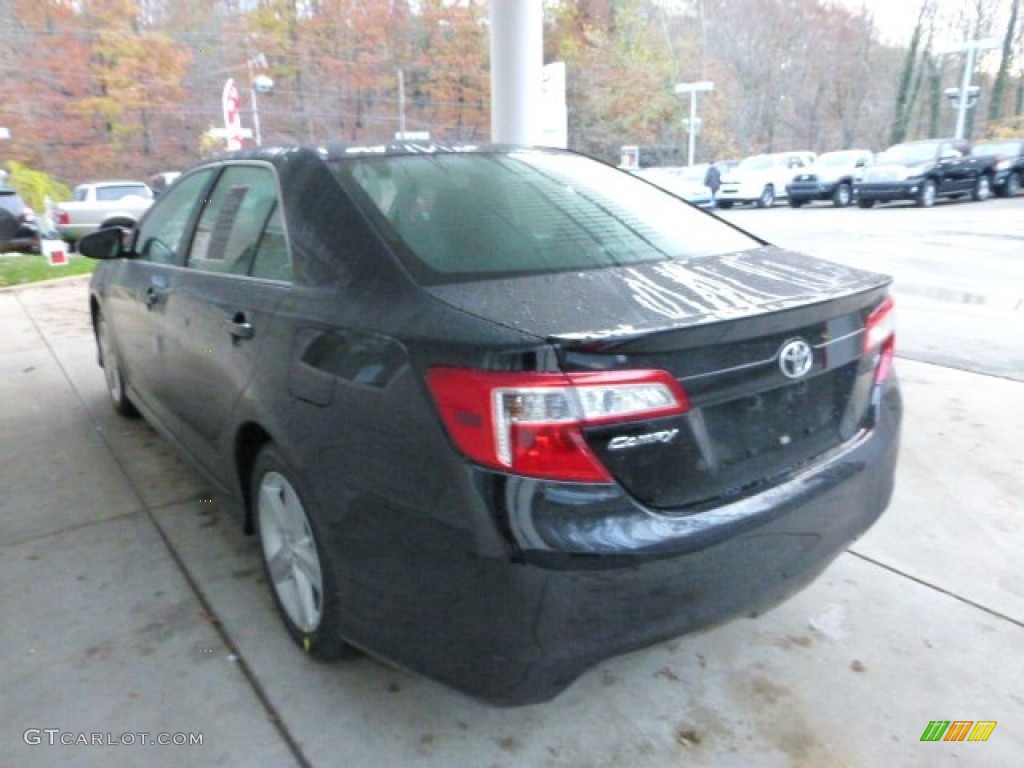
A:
77;0;192;173
410;0;490;142
547;0;680;162
2;0;192;184
988;0;1021;122
2;1;99;178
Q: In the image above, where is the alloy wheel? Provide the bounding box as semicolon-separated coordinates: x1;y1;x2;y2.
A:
834;183;851;207
258;471;324;633
973;175;991;202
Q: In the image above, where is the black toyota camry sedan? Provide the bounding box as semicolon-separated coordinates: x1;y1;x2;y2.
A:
82;144;900;705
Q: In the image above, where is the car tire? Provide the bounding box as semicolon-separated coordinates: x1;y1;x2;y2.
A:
971;174;992;202
96;312;140;418
716;200;733;209
832;182;852;207
756;185;775;208
1001;171;1021;197
857;199;875;209
787;198;805;208
252;445;352;661
915;179;936;207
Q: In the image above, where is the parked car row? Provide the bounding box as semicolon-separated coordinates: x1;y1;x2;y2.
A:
640;138;1023;213
0;178;162;255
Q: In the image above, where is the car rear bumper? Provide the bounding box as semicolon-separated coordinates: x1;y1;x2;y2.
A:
856;181;922;202
56;225;94;242
787;181;838;200
688;196;715;209
334;377;902;705
716;190;757;203
0;236;41;253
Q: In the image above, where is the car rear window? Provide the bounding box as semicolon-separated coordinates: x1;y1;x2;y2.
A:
973;141;1022;157
95;184;151;201
0;191;25;212
330;150;758;284
878;142;941;165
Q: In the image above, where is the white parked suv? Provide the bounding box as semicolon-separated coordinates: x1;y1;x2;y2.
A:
716;151;816;208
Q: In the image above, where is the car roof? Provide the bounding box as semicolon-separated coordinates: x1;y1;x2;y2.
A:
205;142;532;164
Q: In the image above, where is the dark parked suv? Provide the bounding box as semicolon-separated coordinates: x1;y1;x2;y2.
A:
82;144;901;705
0;187;41;253
856;138;996;207
972;138;1024;197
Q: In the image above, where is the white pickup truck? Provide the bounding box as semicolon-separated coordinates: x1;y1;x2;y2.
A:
715;151;817;208
52;181;154;244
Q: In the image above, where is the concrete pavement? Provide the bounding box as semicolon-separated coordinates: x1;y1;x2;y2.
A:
2;276;1021;767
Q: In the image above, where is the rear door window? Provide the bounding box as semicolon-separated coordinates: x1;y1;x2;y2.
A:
249;205;292;281
187;165;285;278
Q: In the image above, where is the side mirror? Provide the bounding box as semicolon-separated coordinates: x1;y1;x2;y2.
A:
79;227;130;260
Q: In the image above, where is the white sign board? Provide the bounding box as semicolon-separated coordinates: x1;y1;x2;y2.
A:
537;62;568;149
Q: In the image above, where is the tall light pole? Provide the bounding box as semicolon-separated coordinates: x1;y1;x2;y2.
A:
247;53;273;146
939;38;998;139
674;81;714;166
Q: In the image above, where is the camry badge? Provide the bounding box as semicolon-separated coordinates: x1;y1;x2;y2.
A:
778;338;813;379
608;429;679;451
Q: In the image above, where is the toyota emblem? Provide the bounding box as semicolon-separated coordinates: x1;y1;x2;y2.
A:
778;338;813;379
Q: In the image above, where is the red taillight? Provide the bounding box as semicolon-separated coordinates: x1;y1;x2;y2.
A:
864;296;895;383
57;210;71;225
426;368;690;483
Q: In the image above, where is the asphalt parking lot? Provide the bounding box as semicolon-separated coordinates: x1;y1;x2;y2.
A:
2;245;1022;766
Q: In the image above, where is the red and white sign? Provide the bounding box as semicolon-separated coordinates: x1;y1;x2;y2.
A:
221;78;244;151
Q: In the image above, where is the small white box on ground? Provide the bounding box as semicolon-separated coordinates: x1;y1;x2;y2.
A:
41;239;70;266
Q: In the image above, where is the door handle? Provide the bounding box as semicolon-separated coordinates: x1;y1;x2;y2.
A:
227;313;255;340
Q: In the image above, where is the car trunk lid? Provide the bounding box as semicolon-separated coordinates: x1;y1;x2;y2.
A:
427;246;892;511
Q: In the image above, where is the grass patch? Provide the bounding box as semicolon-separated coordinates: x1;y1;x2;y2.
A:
0;252;97;288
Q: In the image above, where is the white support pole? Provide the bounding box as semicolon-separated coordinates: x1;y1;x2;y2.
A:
939;38;998;140
490;0;543;145
398;68;407;137
251;87;263;146
954;44;977;140
674;81;713;167
687;91;697;166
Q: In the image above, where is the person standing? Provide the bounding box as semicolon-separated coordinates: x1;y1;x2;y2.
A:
704;161;721;202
